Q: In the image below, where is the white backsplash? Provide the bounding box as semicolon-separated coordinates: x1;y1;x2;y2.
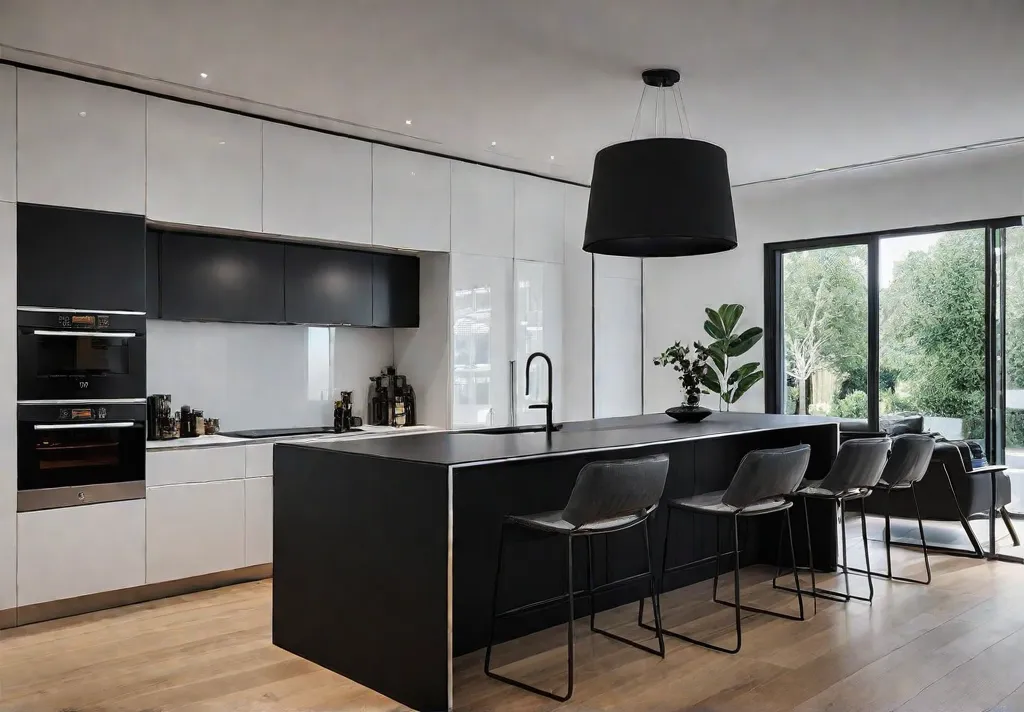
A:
147;320;394;431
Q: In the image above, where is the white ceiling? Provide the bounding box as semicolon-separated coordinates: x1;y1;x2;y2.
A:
2;0;1023;184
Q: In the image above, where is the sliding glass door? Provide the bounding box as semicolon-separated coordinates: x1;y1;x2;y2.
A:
877;229;987;442
780;244;868;418
766;218;1021;467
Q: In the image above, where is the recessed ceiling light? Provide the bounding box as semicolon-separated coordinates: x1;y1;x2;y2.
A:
218;140;226;145
550;155;555;160
405;119;412;125
813;167;828;172
78;111;87;117
490;141;497;147
199;72;209;79
951;147;968;152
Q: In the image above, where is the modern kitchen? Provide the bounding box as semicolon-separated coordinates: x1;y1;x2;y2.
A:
4;3;1024;712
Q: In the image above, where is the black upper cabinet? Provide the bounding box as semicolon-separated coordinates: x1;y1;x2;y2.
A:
17;204;147;311
146;230;160;318
372;254;420;328
284;245;373;326
160;232;285;323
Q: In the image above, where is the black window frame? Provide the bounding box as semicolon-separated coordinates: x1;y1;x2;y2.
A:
764;215;1022;464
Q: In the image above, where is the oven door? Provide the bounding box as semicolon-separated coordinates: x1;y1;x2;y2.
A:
17;309;146;401
17;403;146;511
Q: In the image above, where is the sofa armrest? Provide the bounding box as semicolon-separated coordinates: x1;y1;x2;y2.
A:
968;465;1008;475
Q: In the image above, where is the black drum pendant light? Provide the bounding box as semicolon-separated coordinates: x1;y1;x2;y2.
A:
583;68;737;258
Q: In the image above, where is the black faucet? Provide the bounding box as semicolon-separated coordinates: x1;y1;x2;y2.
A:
525;351;555;434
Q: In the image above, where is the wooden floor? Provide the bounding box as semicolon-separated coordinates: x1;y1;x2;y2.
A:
4;535;1024;711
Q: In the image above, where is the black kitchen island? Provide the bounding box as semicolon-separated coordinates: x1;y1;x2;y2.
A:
272;412;840;711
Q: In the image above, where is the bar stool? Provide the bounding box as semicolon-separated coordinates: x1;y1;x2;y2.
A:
849;434;935;584
484;454;670;702
638;444;811;655
774;437;891;604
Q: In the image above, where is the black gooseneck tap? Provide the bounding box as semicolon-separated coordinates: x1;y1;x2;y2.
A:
525;351;554;434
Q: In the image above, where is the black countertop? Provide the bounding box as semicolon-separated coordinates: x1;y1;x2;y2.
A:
279;412;840;466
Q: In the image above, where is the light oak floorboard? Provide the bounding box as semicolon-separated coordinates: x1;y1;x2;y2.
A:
3;541;1024;711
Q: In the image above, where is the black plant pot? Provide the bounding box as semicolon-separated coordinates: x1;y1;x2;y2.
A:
665;405;713;423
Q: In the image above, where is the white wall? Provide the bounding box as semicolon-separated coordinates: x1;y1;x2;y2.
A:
395;253;451;428
147;321;394;430
643;144;1024;415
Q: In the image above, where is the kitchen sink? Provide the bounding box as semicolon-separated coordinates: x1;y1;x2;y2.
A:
464;424;563;435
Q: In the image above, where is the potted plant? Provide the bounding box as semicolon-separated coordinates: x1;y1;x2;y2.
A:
701;304;765;412
653;341;713;423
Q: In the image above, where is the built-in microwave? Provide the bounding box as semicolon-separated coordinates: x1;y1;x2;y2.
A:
17;402;146;512
17;307;146;402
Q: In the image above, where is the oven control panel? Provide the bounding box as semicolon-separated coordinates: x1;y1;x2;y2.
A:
56;313;111;329
57;407;108;421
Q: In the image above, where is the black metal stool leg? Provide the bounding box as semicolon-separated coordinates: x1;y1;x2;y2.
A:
484;529;575;702
586;536;596;633
804;497;818;614
890;481;931;585
859;496;874;600
483;522;506;675
885;487;894;578
719;510;806;621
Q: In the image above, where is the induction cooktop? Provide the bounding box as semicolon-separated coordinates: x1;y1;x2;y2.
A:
221;426;362;439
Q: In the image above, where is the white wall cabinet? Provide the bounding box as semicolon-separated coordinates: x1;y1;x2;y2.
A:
244;476;273;566
0;66;15;203
146;479;246;584
514;175;564;264
450;253;513;429
17;70;146;213
372;145;450;252
146;446;246;487
147;98;262;231
562;186;593;422
515;259;564;424
0;201;14;612
595;273;643;418
17;500;145;606
450;162;513;258
262;122;371;244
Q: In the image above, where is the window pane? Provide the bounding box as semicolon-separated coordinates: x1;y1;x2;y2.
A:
1005;226;1024;510
879;229;986;443
782;245;869;419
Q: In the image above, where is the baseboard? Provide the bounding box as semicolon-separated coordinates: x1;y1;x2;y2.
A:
0;607;15;630
7;563;272;629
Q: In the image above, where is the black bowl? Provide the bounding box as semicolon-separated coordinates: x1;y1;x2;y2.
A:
665;405;712;423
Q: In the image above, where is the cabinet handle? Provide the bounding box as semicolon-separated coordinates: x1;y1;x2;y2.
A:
509;360;516;426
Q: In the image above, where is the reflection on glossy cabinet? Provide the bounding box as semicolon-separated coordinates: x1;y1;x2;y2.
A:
0;66;15;203
0;202;14;611
450;162;513;258
515;259;564;424
595;275;643;418
146;479;246;583
372;145;450;252
450;253;513;429
147;98;262;231
16;501;146;606
262;122;371;244
17;70;146;213
562;185;594;422
245;476;273;566
514;175;564;264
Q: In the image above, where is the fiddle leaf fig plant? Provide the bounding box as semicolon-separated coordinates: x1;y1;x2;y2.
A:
653;341;709;407
701;304;765;411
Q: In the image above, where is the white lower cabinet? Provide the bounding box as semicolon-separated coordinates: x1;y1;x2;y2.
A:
146;445;246;487
244;476;273;566
17;500;146;606
146;479;245;584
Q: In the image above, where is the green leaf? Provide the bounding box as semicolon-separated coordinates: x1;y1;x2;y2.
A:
706;342;727;375
727;361;760;386
703;308;726;339
720;304;744;334
725;327;764;357
701;369;722;394
731;370;765;403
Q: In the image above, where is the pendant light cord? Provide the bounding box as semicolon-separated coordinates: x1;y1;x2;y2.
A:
672;85;692;137
630;74;693;139
630;85;648;140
